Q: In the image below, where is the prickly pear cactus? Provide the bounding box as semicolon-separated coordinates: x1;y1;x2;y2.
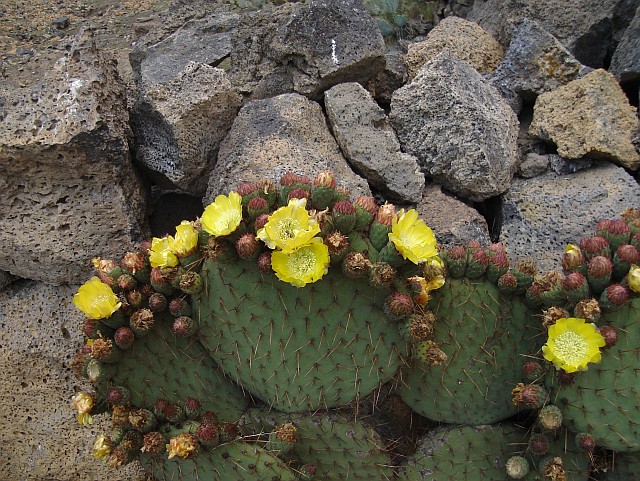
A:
398;244;542;424
599;451;640;481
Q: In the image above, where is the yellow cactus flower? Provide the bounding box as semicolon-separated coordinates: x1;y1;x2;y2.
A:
92;434;112;461
408;274;445;306
72;277;121;320
257;198;320;253
271;239;330;287
168;221;199;257
166;433;198;460
542;317;606;373
388;209;438;264
627;265;640;293
201;191;243;237
149;237;179;268
71;392;95;426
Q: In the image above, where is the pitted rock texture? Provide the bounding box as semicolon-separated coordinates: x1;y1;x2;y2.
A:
324;82;424;203
416;184;491;247
0;271;14;291
405;16;504;79
131;62;242;194
490;18;592;113
229;0;385;100
130;12;238;90
469;0;635;69
529;69;640;170
365;44;407;105
0;30;147;285
0;281;147;481
390;50;519;202
500;162;640;272
206;93;370;202
610;4;640;83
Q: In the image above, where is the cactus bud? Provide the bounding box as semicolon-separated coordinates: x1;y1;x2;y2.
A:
331;200;357;234
587;255;613;294
172;316;198;337
575;432;596;452
505;455;530;479
561;272;590;306
219;422;240;443
196;421;220;448
168;297;192;317
257;251;273;273
353;196;377;230
528;433;550;455
445;245;467;279
342;252;372;278
125;289;144;308
487;250;509;283
521;360;545;382
111;405;131;428
185;398;202;420
384;292;414;319
106;446;132;468
540;456;565;480
537;404;562;431
597;218;631;252
599;324;618;347
497;272;518;295
541;306;570;330
600;283;629;311
129;408;157;433
141;431;166;455
408;312;436;342
130;308;154;337
90;337;122;363
148;293;167;313
580;236;611;260
562;243;586;274
254;213;270;232
236;233;260;260
287;188;311;202
511;383;546;409
574;298;601;323
466;247;489;279
149;267;175;296
324;231;350;261
267;422;297;453
369;262;397;288
107;386;130;406
247;196;269;221
613;244;640;279
116;273;137;291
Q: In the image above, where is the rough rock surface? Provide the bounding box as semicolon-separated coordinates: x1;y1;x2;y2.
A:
0;281;147;481
229;0;385;100
365;44;407;105
405;16;504;79
490;19;591;113
416;184;491;247
131;62;242;194
469;0;636;68
0;30;147;285
390;50;519;202
206;93;370;202
0;271;14;291
324;82;424;203
500;162;640;272
129;12;238;90
610;4;640;83
529;69;640;170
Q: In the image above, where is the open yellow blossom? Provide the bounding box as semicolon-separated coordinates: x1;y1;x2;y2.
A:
72;392;95;426
168;221;199;257
201;191;243;236
628;265;640;293
257;198;320;253
388;209;438;264
542;317;606;373
73;277;121;320
149;237;179;268
271;239;330;287
92;434;112;461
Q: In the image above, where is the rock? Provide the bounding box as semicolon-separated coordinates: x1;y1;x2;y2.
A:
131;62;242;194
518;152;550;178
206;93;370;202
229;0;385;100
489;19;591;113
610;4;640;84
365;44;407;105
529;69;640;170
390;50;519;202
324;82;424;203
469;0;637;69
500;162;640;272
0;281;147;481
51;17;70;29
405;16;504;79
129;12;238;90
0;271;14;291
416;184;491;247
0;29;147;285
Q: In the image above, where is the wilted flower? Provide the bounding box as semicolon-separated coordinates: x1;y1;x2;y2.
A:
92;434;112;461
72;391;95;426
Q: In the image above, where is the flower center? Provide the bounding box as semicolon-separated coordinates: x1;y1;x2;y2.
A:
288;248;315;276
216;210;240;229
553;330;588;366
277;218;299;240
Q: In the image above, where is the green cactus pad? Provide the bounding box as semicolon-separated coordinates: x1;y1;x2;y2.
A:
110;319;248;421
399;277;540;424
240;408;394;481
599;451;640;481
400;424;590;481
195;257;407;412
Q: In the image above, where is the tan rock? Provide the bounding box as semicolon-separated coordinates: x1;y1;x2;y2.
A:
529;69;640;169
405;16;504;79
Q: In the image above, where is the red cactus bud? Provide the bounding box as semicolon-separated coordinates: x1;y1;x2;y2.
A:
202;410;218;423
280;172;300;186
575;432;596;452
616;244;640;263
333;200;356;215
139;239;152;254
528;433;550;455
385;292;414;319
487;243;506;255
375;203;395;226
588;256;613;277
107;386;130;405
562;272;587;290
580;236;610;258
90;338;116;362
122;251;146;274
597;218;630;237
257;252;273;273
148;293;167;312
522;360;545;382
498;272;518;289
342;252;372;278
247;196;269;218
599;325;618;347
447;245;467;260
602;284;629;307
196;421;220;446
287;188;310;201
467;240;482;249
82;319;100;338
354;196;378;215
314;171;336;187
184;397;202;419
126;289;144;307
114;326;135;349
172;316;197;337
236;233;260;259
168;297;191;317
235;182;258;197
254;213;270;231
489;251;509;269
512;383;546;409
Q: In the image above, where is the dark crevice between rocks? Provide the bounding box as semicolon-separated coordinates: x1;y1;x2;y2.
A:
148;189;203;237
474;195;503;244
620;77;639;108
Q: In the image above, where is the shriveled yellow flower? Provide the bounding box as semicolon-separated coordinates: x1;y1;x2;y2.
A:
271;239;330;287
149;237;179;268
166;433;198;460
627;265;640;293
73;277;121;320
72;392;95;426
542;317;606;373
408;275;445;306
257;198;320;253
201;191;243;236
92;434;112;461
168;221;199;257
388;209;438;264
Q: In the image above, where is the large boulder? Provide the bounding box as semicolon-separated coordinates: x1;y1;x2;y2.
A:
500;162;640;272
324;82;424;203
0;30;147;285
610;4;640;84
529;69;640;170
229;0;385;100
390;50;519;202
206;93;370;202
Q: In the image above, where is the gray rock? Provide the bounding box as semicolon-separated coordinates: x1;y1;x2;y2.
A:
390;50;519;202
324;82;424;203
416;184;491;247
131;62;242;194
518;153;550;178
0;280;146;481
489;19;591;113
0;271;14;291
548;154;595;175
610;4;640;83
206;93;370;202
469;0;636;68
365;44;407;105
130;12;238;91
500;162;640;272
230;0;385;100
0;30;147;285
529;69;640;170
